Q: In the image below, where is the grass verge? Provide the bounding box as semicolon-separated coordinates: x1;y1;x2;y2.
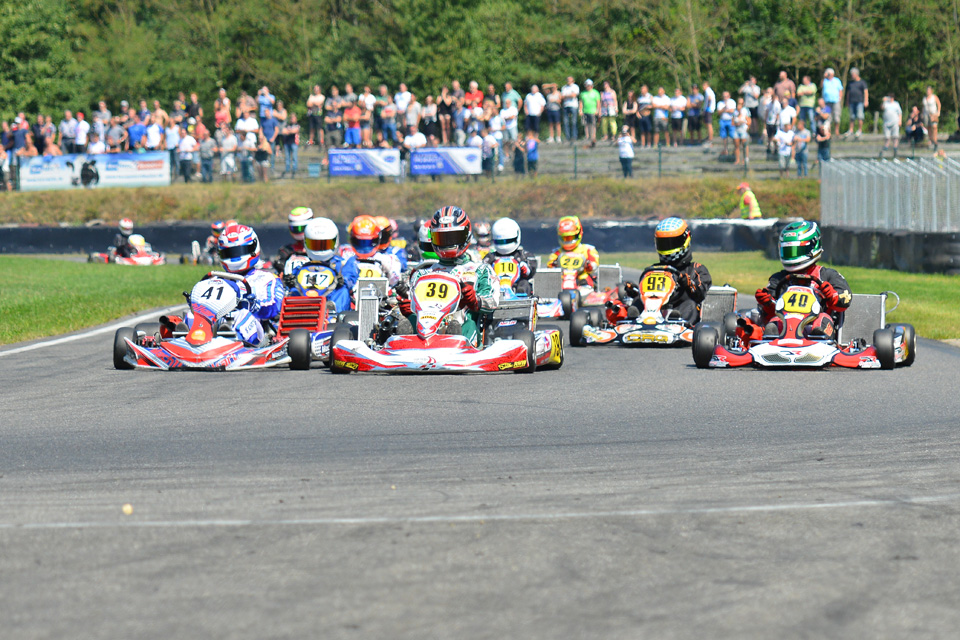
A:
606;251;960;340
0;176;818;226
0;256;208;345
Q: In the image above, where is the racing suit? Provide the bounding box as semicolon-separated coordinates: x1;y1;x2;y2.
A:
628;259;712;324
483;246;537;295
287;254;359;314
355;251;403;288
753;265;851;339
114;233;133;258
406;255;499;346
274;241;306;274
385;244;409;272
225;268;285;345
547;243;600;286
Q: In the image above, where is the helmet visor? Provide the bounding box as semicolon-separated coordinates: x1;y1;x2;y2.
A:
290;223;308;236
351;236;378;255
305;237;336;252
494;236;519;248
219;243;256;261
780;241;813;262
656;233;689;256
432;227;470;250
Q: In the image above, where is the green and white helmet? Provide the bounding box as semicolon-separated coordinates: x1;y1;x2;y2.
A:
779;220;822;272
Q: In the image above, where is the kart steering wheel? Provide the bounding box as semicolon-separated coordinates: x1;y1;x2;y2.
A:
203;271;252;295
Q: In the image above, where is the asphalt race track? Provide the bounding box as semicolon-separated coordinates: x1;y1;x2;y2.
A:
2;292;960;638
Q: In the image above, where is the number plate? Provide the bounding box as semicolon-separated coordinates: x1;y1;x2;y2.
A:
558;254;584;270
295;265;337;295
641;271;675;294
414;278;458;303
781;289;815;314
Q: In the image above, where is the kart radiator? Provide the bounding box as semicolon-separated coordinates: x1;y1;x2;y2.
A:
277;296;328;335
357;277;389;298
701;286;739;323
596;264;622;290
492;299;537;330
357;285;381;344
837;293;886;346
531;268;563;297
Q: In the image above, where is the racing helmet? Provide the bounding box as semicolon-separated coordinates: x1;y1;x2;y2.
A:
119;217;134;237
474;221;492;248
304;218;339;263
210;220;225;238
223;219;240;235
492;218;521;255
350;215;381;259
218;224;260;273
128;234;146;250
288;207;314;240
655;217;692;266
430;206;471;260
388;219;399;239
557;216;583;251
373;215;392;251
779;220;822;272
418;222;438;260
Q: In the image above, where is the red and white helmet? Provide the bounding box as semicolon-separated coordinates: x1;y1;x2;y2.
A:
119;217;134;237
430;206;471;260
218;225;260;273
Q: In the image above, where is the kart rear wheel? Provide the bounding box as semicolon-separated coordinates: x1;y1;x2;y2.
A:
558;290;576;319
586;307;604;328
134;322;162;340
287;328;312;370
513;329;537;373
569;309;589;347
891;323;917;366
873;327;896;370
692;324;718;369
113;327;135;370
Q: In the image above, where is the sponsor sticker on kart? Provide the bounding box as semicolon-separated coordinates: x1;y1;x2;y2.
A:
498;362;515;370
709;354;730;367
622;331;672;344
857;355;881;369
333;359;359;370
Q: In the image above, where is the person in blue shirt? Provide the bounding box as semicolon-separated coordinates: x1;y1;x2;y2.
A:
127;115;147;150
260;108;278;172
257;86;276;118
525;131;539;177
821;68;844;136
285;217;359;314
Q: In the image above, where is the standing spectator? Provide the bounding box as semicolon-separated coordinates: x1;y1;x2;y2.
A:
274;100;288;127
617;126;634;178
464;81;483;110
105;116;126;152
235;110;259;138
127;114;146;150
219;125;238;181
701;81;716;147
763;89;782;155
821;68;844;136
117;100;130;127
394;82;411;128
342;83;357;105
342;99;362;148
500;98;519;151
560;77;580;142
622;91;639;143
922;86;941;149
380;97;398;146
579;79;600;146
486;104;504;170
524;84;547;138
58;110;78;154
843;68;869;139
240;132;257;183
87;132;107;155
879;93;902;157
306;85;325;146
732;97;750;165
637;85;653;148
600;81;619;142
198;127;217;183
402;124;426;165
358;100;373;147
438;86;454;145
686;86;703;144
12;117;28;156
257;86;275;118
374;84;389;140
524;130;539;178
261;107;279;169
405;93;422;133
651;87;671;147
669;88;687;147
716;90;736;155
169;100;187;127
480;125;496;177
543;83;562;143
512;135;526;175
501;83;522;115
143;114;164;151
324;98;343;148
773;71;796;101
0;144;6;191
42;115;56;147
94;101;112;125
484;84;501;110
739;76;761;139
164;117;181;177
217;88;231;116
420;95;439;145
32;115;46;156
137;100;150;123
794;118;810;177
778;97;797;130
214;98;230;129
17;132;39;158
796;75;817;133
774;120;796;178
451;80;465;107
152;100;169;127
254;132;272;182
178;127;198;182
281;113;300;177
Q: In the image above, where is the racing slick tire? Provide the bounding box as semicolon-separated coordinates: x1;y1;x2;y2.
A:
558;290;577;319
692;324;719;369
721;312;740;347
513;329;537;373
569;308;589;347
113;327;136;370
889;323;916;366
538;324;564;369
134;323;162;340
585;307;604;328
872;327;896;370
328;323;358;372
287;328;312;370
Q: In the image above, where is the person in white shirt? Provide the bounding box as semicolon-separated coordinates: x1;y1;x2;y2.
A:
716;91;736;154
778;98;796;130
500;99;519;150
637;86;654;147
235;113;259;137
561;76;580;141
651;87;671;147
178;133;198;182
402;125;426;151
86;133;107;155
774;120;796;178
617;126;634;178
480;127;497;176
739;76;762;138
523;85;546;138
143;115;164;151
219;127;238;180
394;83;411;127
702;81;717;145
669;88;688;147
75;113;90;150
487;109;504;170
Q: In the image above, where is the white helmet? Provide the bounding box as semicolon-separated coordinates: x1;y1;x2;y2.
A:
119;217;134;236
288;207;314;240
304;218;339;262
492;217;521;255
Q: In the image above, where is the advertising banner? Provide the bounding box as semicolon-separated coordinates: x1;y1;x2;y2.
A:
410;147;482;175
17;152;171;191
328;149;401;177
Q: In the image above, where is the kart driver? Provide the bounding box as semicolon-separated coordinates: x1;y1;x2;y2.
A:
740;219;851;341
204;220;225;256
274;207;314;273
473;221;493;258
483;217;536;295
284;217;359;314
374;215;409;272
610;217;712;324
402;206;499;346
114;217;135;257
546;216;600;286
350;215;403;287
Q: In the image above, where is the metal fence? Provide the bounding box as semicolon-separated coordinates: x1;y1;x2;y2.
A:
821;157;960;232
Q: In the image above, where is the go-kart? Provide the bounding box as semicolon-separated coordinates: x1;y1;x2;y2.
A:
113;272;300;371
532;253;622;319
329;270;563;373
179;239;218;265
488;253;563;318
274;256;342;368
569;265;738;347
693;274;916;370
89;244;166;266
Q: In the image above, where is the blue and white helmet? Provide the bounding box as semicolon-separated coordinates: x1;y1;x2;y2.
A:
218;224;260;273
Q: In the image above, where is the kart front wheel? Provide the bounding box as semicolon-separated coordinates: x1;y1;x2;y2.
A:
513;329;537;373
721;312;740;347
569;309;589;347
558;290;576;319
287;329;312;370
692;324;718;369
113;327;136;370
873;328;896;370
889;323;917;366
328;323;358;370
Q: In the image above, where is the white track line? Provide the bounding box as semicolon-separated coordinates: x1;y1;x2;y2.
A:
0;494;956;530
0;304;185;358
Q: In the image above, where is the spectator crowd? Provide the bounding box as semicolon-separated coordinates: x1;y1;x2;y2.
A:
0;68;954;189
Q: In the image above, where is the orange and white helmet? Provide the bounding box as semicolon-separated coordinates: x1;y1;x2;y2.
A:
557;216;583;251
350;215;381;259
119;218;134;236
373;215;392;251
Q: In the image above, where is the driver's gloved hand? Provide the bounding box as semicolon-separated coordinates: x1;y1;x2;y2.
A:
282;273;296;289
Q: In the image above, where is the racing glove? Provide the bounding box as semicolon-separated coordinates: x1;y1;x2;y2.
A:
623;281;640;298
679;272;696;294
282;273;297;289
819;281;840;311
460;282;481;312
755;288;775;316
398;296;412;316
239;292;260;314
335;274;345;289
